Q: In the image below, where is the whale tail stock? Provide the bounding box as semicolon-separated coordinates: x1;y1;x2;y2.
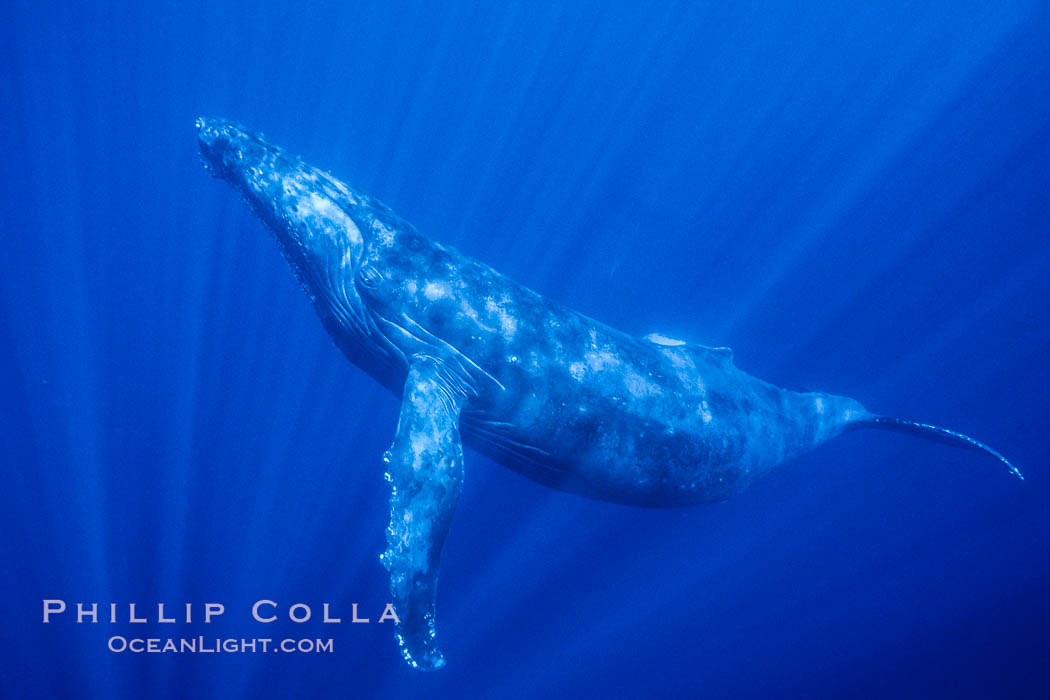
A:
847;415;1023;481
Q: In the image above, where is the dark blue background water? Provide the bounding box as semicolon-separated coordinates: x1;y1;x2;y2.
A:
2;1;1048;697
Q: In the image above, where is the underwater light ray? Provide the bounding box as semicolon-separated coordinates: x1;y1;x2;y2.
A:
437;2;562;241
445;491;605;655
473;507;762;698
8;29;122;699
871;250;1050;403
719;5;1032;341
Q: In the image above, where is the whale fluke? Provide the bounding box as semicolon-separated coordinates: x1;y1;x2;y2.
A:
853;416;1023;480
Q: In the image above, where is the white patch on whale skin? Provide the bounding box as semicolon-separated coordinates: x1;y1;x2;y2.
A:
283;175;363;248
482;297;517;340
644;332;686;347
409;434;428;471
303;191;341;226
497;310;517;340
423;281;451;300
698;401;713;424
569;362;585;381
584;349;620;372
527;352;543;374
664;348;696;374
371;220;396;247
624;370;662;398
460;299;496;333
815;397;825;414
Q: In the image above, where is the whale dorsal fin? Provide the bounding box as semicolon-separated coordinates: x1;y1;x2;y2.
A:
643;332;734;365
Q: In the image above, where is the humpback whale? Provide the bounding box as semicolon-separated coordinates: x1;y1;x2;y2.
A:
196;117;1022;670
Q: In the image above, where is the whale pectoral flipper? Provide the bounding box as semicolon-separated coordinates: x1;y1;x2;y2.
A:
380;356;468;670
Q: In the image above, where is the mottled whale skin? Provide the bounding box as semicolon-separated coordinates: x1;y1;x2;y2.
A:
197;118;1021;670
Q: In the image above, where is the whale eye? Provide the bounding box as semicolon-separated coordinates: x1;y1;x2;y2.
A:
357;265;383;289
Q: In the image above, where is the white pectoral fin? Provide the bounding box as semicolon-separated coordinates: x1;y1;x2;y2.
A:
380;357;467;670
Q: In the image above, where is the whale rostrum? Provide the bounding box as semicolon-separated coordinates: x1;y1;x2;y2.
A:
197;117;1022;670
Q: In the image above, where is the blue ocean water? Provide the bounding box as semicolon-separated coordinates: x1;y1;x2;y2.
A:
2;1;1048;697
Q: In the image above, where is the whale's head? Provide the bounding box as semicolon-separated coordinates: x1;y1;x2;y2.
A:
197;117;375;334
